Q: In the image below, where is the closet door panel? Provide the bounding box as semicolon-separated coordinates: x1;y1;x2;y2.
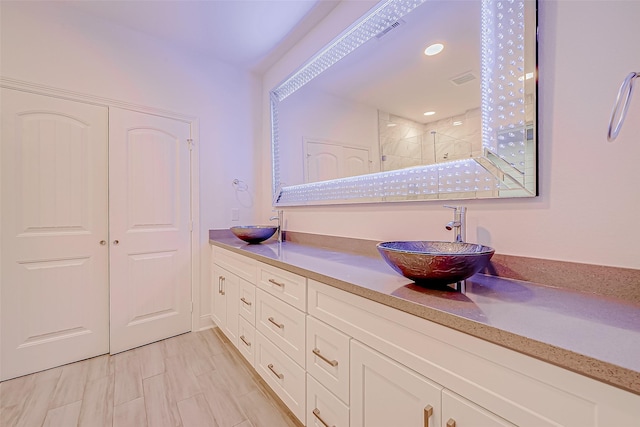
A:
108;108;192;354
1;88;109;380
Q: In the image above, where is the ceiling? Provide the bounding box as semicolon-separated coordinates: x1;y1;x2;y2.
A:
62;0;341;71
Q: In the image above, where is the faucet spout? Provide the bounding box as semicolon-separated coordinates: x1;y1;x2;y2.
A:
270;210;284;243
445;220;460;231
444;206;466;242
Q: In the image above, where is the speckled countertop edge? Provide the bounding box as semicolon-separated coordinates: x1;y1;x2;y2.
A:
209;231;640;396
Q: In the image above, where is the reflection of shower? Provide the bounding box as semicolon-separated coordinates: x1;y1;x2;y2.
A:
430;131;473;162
431;131;437;162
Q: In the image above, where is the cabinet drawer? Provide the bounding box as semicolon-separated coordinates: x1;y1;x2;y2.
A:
212;246;256;283
258;262;306;311
237;316;255;367
238;278;256;325
255;331;306;423
307;374;349;427
256;289;306;368
307;316;350;404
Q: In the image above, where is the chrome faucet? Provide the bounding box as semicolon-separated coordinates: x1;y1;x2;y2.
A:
269;210;283;243
444;206;466;243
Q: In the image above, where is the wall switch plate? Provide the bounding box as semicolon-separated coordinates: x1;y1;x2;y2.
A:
231;208;240;221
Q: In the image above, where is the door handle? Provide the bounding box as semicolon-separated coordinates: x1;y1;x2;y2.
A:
424;405;433;427
446;418;456;427
99;240;107;245
113;240;119;245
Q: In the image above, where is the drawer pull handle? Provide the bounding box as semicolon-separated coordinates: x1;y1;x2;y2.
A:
312;348;338;367
240;297;252;306
268;278;285;287
267;363;284;379
268;317;284;329
446;418;456;427
312;408;335;427
424;405;433;427
240;335;251;347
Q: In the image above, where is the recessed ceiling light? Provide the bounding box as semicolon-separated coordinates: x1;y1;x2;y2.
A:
423;111;436;116
424;43;444;56
387;123;397;127
453;121;463;126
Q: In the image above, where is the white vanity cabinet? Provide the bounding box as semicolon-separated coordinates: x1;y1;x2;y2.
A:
211;264;240;346
255;262;308;423
211;247;257;358
307;279;640;427
350;340;443;427
211;245;640;427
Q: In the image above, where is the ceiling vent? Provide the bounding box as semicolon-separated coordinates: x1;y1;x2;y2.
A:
376;19;405;39
450;71;477;86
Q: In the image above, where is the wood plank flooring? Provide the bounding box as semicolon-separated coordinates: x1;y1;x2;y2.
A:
0;328;302;427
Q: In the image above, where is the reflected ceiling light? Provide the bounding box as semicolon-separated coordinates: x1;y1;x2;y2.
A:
423;111;436;116
518;72;535;82
424;43;444;56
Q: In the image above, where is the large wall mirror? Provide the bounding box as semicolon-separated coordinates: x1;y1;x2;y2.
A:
271;0;537;206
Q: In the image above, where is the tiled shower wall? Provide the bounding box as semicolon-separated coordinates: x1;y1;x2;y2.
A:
378;108;482;172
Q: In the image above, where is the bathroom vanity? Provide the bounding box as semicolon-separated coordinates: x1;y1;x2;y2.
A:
209;230;640;426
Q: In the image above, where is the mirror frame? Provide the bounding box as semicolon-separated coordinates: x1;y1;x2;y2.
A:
271;0;538;206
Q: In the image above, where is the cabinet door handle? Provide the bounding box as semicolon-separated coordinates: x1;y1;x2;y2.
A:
268;316;284;329
240;335;251;347
99;240;107;245
267;363;284;379
312;408;335;427
218;276;225;295
268;278;285;288
220;277;226;296
446;418;456;427
312;348;338;367
240;297;252;306
424;405;433;427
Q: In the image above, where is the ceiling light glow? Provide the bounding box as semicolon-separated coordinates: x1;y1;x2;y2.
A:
424;43;444;56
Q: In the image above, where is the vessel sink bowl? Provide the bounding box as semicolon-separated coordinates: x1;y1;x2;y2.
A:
377;241;495;286
230;226;278;244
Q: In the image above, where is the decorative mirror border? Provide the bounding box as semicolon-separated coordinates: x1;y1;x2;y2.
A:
271;0;537;206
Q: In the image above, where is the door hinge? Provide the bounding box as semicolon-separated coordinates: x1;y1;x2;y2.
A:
187;138;194;151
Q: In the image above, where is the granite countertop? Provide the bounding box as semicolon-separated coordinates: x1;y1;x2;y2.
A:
209;230;640;396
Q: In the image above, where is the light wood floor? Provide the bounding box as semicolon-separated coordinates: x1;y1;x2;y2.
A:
0;328;302;427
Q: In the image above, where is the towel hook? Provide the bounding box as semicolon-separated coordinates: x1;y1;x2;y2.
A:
607;71;639;142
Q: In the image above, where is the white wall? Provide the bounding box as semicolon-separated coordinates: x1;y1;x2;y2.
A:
260;0;640;270
1;1;261;325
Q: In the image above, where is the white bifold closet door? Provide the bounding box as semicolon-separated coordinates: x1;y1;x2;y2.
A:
108;107;192;355
0;88;110;380
1;90;193;380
